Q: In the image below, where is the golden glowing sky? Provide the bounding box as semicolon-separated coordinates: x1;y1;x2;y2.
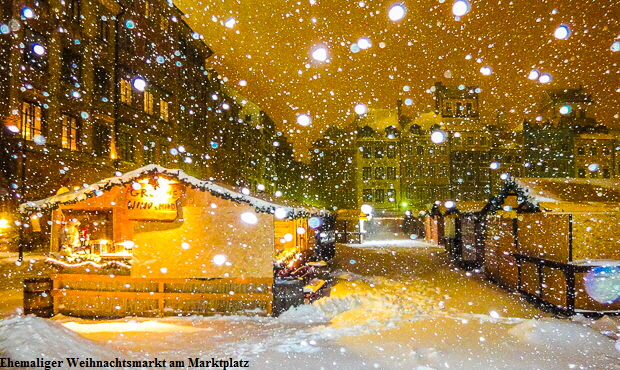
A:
175;0;620;158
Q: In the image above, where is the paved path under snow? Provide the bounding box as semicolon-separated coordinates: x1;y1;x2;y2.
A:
2;240;619;370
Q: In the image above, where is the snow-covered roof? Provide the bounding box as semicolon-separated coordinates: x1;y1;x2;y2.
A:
19;165;329;219
514;178;620;205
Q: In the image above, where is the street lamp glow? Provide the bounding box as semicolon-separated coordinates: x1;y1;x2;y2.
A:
445;201;456;209
588;163;599;172
7;125;19;133
528;70;540;80
312;47;328;62
612;41;620;52
430;130;447;144
354;103;368;115
132;77;146;91
490;162;500;170
452;0;470;17
500;173;510;180
388;4;406;21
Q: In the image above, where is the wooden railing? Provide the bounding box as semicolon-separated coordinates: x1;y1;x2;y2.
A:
51;274;274;317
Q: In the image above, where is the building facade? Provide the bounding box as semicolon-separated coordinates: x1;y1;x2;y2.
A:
0;0;308;251
310;85;620;213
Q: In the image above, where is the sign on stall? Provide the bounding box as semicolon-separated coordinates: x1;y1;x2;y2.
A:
125;179;183;221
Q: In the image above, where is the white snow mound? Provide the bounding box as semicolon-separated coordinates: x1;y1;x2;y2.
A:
0;315;145;369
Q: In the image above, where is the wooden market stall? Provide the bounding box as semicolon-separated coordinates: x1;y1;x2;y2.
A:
20;165;333;317
482;178;620;314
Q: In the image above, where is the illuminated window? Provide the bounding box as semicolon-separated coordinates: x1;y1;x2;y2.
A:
120;79;132;105
20;101;43;141
145;1;153;17
144;91;154;115
61;114;79;151
160;99;169;122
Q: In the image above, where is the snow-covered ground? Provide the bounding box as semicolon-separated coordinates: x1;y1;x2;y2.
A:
1;240;620;370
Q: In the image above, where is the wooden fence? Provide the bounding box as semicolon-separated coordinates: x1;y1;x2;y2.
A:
51;274;273;317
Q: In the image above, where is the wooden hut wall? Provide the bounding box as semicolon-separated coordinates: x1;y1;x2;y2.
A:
484;215;518;290
571;212;620;261
131;187;275;279
518;213;571;263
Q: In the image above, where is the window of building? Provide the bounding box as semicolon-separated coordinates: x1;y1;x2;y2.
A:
158;100;169;122
453;152;462;162
120;79;132;105
362;167;371;180
160;15;169;31
20;101;43;141
453;137;462;146
70;0;81;24
577;147;585;155
143;142;156;164
144;91;154;115
94;67;110;100
362;189;373;202
445;102;452;114
387;167;396;180
375;146;384;158
480;136;487;146
456;102;463;114
62;48;82;84
406;145;413;155
578;168;586;178
416;146;424;155
603;169;611;179
590;147;597;156
602;147;610;156
387;146;396;158
375;167;385;180
362;146;371;158
61;114;80;151
24;29;47;70
98;17;110;42
145;1;153;17
386;189;396;202
93;124;111;158
117;132;134;162
160;144;169;165
590;171;598;179
375;189;385;203
467;137;474;146
466;102;473;114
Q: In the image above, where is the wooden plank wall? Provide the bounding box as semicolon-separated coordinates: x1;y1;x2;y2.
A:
51;274;274;317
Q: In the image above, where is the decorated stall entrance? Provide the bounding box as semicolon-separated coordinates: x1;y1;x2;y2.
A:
20;165;332;317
